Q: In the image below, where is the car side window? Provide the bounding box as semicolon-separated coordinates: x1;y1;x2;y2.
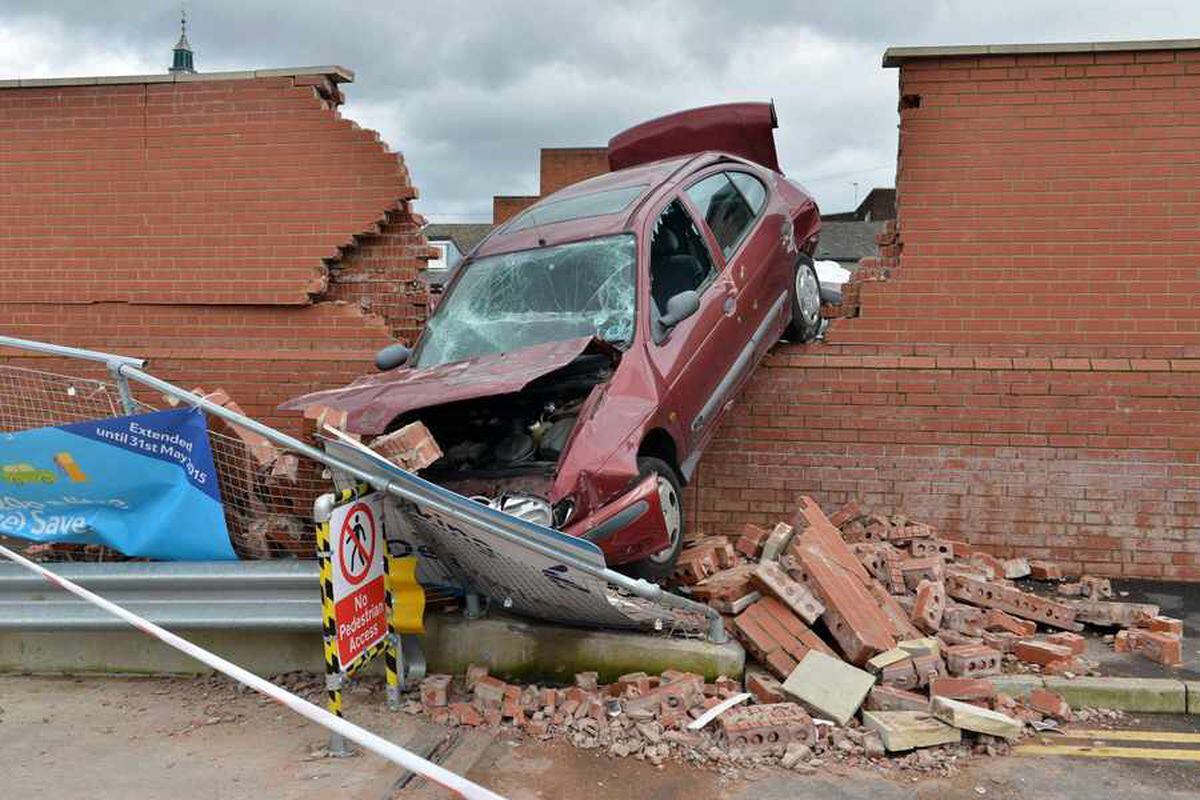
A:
685;172;756;258
648;199;716;317
728;171;767;215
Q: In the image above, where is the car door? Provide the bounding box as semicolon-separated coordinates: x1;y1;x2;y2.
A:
642;195;741;462
677;170;790;450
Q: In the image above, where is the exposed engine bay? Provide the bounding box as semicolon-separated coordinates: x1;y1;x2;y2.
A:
389;351;615;527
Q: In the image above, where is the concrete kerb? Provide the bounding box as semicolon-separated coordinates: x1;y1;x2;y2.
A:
0;610;745;684
987;674;1192;715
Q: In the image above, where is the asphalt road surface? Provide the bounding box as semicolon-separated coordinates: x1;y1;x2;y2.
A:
2;675;1197;800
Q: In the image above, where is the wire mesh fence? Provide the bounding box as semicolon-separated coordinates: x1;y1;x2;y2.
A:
0;364;326;561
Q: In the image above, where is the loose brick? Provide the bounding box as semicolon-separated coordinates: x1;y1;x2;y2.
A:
719;702;814;754
752;561;825;624
1013;640;1075;669
864;684;930;713
984;609;1037;638
746;669;785;704
1026;688;1072;721
1028;561;1064;581
1141;615;1184;636
1117;629;1183;666
912;579;946;633
735;522;771;559
945;573;1079;630
930;676;996;703
944;644;1002;678
1045;631;1086;656
420;674;451;709
1071;600;1160;627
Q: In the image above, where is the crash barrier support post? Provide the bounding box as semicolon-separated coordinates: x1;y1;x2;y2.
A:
0;542;508;800
0;335;727;644
314;484;425;755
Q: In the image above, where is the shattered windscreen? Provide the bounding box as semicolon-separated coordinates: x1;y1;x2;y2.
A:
414;235;637;367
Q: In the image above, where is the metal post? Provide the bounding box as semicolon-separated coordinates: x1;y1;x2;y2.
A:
314;492;353;757
464;591;483;620
106;363;138;415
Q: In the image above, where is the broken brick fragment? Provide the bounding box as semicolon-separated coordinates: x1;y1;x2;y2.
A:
745;669;785;704
1116;628;1183;666
1028;560;1064;581
931;676;996;703
735;522;772;559
420;674;451;709
1026;688;1072;721
369;420;442;472
945;573;1078;630
911;579;946;634
1045;631;1086;656
983;609;1037;638
1140;615;1184;636
1012;639;1075;669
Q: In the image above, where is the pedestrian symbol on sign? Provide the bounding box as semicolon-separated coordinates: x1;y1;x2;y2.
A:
339;502;377;585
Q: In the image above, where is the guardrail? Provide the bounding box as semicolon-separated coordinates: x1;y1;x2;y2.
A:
0;334;726;642
0;560;319;630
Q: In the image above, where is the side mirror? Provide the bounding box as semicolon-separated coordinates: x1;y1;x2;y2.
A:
661;290;700;327
375;343;411;371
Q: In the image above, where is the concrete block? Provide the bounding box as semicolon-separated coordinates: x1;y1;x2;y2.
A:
1187;681;1200;715
862;710;961;751
931;696;1023;740
867;647;911;672
781;650;876;725
1042;676;1186;714
898;637;940;658
760;522;795;561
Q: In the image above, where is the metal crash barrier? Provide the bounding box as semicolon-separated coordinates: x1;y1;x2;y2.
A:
0;335;726;644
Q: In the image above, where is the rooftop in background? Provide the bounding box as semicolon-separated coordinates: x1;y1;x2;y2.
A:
0;66;355;88
423;223;493;255
821;187;895;223
815;221;884;266
883;37;1200;67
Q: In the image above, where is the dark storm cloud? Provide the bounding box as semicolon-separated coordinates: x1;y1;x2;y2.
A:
1;1;1197;219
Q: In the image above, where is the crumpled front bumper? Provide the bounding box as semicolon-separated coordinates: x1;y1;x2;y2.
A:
563;472;672;565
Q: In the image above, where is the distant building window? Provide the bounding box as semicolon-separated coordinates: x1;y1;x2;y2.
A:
427;242;451;272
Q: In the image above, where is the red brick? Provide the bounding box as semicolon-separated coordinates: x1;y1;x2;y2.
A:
752;561;825;624
1013;640;1075;668
943;644;1002;678
1141;615;1184;636
945;573;1078;630
746;670;785;704
1029;561;1065;581
930;676;996;703
984;609;1037;638
912;579;946;633
719;703;814;754
1045;631;1086;656
1026;688;1072;721
420;674;451;709
735;522;771;559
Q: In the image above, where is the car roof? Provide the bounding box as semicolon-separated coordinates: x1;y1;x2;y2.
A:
472;153;728;258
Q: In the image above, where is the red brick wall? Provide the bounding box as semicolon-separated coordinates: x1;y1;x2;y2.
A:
0;71;429;435
538;147;609;195
492;195;539;225
695;46;1200;579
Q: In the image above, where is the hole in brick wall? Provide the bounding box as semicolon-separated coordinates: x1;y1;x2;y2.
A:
900;93;922;110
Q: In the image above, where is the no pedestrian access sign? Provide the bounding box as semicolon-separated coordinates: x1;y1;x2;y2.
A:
329;493;388;669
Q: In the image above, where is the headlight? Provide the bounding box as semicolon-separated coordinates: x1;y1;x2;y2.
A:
488;493;554;527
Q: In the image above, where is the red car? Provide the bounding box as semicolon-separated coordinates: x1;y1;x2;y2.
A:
284;102;821;579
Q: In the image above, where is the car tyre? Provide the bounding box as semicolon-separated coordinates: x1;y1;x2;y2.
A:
623;457;685;582
784;255;822;342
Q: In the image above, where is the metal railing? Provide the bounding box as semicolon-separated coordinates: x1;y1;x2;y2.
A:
0;335;726;642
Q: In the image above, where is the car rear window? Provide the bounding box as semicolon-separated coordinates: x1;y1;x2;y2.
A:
504;185;647;232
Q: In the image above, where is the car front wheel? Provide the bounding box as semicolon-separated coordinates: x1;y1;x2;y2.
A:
784;255;822;342
623;457;685;581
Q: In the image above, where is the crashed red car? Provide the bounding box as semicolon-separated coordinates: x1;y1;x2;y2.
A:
283;102;821;578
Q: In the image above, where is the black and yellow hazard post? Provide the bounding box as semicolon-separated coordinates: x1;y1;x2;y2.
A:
313;483;425;756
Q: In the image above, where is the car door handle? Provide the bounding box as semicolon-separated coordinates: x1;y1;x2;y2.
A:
722;287;738;316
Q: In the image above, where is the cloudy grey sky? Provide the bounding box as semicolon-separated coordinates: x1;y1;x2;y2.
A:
1;1;1196;221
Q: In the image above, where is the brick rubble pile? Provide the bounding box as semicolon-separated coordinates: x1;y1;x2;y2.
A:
405;496;1173;772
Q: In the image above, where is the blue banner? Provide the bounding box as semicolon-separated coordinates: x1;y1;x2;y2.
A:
0;407;235;560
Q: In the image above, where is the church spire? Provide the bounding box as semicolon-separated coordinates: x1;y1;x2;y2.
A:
169;8;196;74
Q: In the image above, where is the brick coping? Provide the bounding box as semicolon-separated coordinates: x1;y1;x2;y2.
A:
770;353;1200;372
883;38;1200;67
0;66;354;89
